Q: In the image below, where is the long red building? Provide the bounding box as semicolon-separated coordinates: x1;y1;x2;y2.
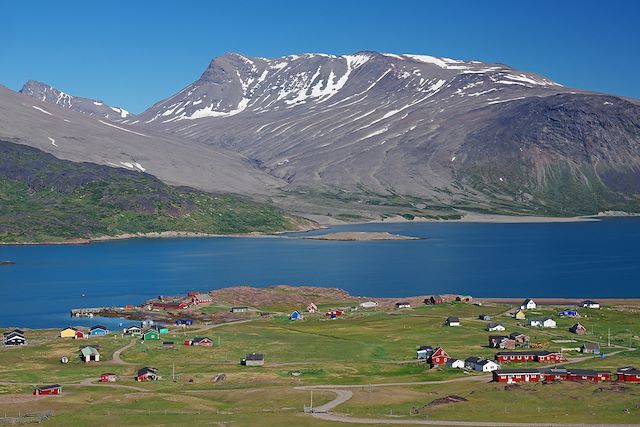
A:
494;367;612;383
617;367;640;382
495;351;562;364
493;369;542;383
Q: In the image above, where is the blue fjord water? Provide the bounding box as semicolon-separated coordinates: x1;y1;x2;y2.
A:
1;218;639;329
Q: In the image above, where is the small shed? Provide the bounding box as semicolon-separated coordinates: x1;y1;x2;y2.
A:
416;345;433;360
80;346;100;363
230;307;249;313
289;310;303;320
395;302;411;309
446;317;460;327
581;342;601;354
33;384;62;396
479;314;491;321
242;353;265;366
514;309;526;320
306;303;318;313
486;323;505;332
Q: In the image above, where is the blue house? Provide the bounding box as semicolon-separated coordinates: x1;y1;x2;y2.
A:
175;319;193;326
559;310;578;317
289;310;302;321
89;325;109;336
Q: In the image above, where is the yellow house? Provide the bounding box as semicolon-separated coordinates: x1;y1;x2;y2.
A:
514;309;526;320
60;327;77;338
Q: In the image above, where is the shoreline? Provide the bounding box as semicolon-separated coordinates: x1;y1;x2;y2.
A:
1;212;638;246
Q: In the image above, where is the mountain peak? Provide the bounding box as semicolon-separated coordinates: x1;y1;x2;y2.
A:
19;81;131;120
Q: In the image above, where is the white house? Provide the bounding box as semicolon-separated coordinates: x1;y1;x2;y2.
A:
582;300;600;309
521;299;537;310
446;358;465;369
464;357;500;372
486;323;506;332
360;301;378;308
528;317;556;328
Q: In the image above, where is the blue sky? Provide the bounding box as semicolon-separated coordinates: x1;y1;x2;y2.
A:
2;0;639;113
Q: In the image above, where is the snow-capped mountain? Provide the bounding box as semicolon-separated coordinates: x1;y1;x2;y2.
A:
20;80;131;121
0;84;282;195
136;51;640;215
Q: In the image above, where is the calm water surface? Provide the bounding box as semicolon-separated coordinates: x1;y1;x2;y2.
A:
1;218;639;328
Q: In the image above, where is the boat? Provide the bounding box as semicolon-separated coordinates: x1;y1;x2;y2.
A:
0;261;16;265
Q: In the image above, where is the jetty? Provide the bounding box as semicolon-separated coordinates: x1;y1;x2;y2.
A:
71;307;112;317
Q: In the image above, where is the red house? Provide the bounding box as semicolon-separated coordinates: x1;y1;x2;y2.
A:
192;294;212;304
429;295;444;305
33;384;62;396
617;367;640;382
325;309;344;317
136;367;159;381
191;337;214;347
99;373;118;383
427;347;449;368
74;330;87;340
493;369;542;383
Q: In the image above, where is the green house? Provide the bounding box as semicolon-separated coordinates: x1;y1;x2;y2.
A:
142;330;160;341
158;327;169;334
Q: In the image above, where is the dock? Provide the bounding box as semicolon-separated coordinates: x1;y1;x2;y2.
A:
70;307;115;317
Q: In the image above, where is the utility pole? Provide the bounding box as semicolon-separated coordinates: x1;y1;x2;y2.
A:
608;328;611;347
172;362;175;381
310;390;313;412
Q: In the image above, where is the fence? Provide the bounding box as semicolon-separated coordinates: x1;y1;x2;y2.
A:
0;411;53;425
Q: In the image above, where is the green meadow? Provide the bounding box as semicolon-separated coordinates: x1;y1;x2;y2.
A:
0;300;638;425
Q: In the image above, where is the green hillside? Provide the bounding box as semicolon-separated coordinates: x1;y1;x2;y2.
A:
0;141;314;243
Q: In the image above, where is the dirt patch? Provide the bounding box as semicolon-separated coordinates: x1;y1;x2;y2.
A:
411;395;468;414
594;384;631;393
0;394;47;404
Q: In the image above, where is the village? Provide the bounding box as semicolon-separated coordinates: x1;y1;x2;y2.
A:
1;286;639;425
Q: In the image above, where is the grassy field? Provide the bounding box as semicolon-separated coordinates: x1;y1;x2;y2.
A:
0;300;639;425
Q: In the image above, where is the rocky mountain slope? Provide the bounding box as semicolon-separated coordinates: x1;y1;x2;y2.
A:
20;80;131;121
0;85;284;196
0;140;313;243
135;52;640;215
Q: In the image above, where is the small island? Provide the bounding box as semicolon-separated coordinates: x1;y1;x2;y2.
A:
304;231;421;241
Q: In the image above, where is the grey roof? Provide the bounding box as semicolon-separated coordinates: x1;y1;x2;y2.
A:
582;342;600;349
80;346;99;357
245;353;264;360
447;317;460;322
495;369;540;375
